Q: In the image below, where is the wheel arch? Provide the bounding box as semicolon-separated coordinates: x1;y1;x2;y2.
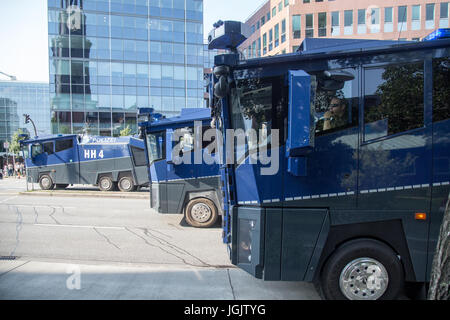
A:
313;220;416;283
118;170;135;184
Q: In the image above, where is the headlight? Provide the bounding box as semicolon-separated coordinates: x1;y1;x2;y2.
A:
238;219;255;264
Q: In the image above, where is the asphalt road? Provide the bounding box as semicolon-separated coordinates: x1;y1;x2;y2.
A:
0;178;320;300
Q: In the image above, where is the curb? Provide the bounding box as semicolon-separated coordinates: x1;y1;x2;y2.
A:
19;191;149;199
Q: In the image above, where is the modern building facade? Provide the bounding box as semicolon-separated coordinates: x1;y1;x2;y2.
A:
48;0;204;136
240;0;450;58
0;81;51;153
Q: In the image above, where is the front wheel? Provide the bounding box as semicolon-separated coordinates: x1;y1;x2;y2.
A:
185;198;218;228
321;239;404;300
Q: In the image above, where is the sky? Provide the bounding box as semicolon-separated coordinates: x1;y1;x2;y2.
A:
0;0;266;83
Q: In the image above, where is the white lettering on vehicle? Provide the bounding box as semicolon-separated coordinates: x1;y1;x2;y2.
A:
84;149;104;159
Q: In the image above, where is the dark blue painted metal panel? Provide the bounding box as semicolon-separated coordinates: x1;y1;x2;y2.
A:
281;208;327;281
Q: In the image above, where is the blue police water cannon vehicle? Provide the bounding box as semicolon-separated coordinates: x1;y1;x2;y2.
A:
208;22;450;300
20;134;149;192
138;108;222;228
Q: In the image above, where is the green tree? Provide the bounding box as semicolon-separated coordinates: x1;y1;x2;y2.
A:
9;129;27;156
59;125;71;134
120;125;132;137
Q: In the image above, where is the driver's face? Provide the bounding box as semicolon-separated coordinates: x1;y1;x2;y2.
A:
330;99;345;115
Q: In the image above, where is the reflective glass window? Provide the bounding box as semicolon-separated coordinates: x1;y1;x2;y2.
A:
364;62;424;141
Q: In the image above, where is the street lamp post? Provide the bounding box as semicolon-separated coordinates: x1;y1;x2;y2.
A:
23;114;38;137
0;71;16;81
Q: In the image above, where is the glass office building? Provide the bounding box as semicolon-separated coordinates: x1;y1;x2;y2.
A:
0;81;51;153
48;0;204;136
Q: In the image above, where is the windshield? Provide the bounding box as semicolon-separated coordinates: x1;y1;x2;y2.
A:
31;144;43;158
146;131;165;164
230;75;287;165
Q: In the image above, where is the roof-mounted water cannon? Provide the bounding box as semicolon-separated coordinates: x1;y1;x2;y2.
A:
207;21;251;122
138;108;165;124
208;20;251;53
138;108;165;139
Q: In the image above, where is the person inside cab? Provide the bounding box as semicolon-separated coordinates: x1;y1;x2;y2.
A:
323;96;348;131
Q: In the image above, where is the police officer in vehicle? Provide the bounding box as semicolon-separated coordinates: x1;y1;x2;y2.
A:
323;96;348;131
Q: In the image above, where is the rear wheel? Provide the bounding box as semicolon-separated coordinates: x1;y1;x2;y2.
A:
98;176;115;192
118;176;136;192
321;239;404;300
185;198;218;228
39;174;54;190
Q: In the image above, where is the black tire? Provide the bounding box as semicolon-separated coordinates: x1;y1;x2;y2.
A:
321;239;404;300
98;176;115;192
55;184;69;190
118;176;136;192
39;174;54;190
185;198;219;228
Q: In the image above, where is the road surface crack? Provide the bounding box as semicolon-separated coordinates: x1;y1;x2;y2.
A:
9;206;23;257
94;228;121;250
139;227;211;267
48;207;61;225
227;269;236;300
125;227;210;268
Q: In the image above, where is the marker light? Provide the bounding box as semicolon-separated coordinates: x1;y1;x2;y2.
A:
423;28;450;41
415;213;427;221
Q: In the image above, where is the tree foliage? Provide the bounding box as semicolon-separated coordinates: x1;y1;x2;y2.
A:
8;129;27;155
120;125;132;137
365;63;424;137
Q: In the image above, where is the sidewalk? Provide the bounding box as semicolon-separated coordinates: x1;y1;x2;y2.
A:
0;258;320;300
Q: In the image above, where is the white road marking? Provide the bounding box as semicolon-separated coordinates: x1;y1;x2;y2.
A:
34;223;125;230
0;196;18;204
4;205;77;209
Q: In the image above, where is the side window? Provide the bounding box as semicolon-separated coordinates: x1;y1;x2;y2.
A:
176;127;194;153
433;57;450;122
364;62;424;141
131;146;147;167
314;68;359;135
43;142;54;155
55;138;73;152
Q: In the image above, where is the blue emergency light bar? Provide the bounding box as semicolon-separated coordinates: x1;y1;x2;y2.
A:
423;28;450;41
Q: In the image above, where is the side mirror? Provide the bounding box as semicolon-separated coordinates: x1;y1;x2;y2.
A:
166;129;174;165
286;70;316;177
286;70;315;157
138;127;145;140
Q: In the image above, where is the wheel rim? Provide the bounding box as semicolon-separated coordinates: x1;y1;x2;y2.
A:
339;257;389;300
100;178;111;190
190;202;212;223
41;177;51;189
120;178;131;190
